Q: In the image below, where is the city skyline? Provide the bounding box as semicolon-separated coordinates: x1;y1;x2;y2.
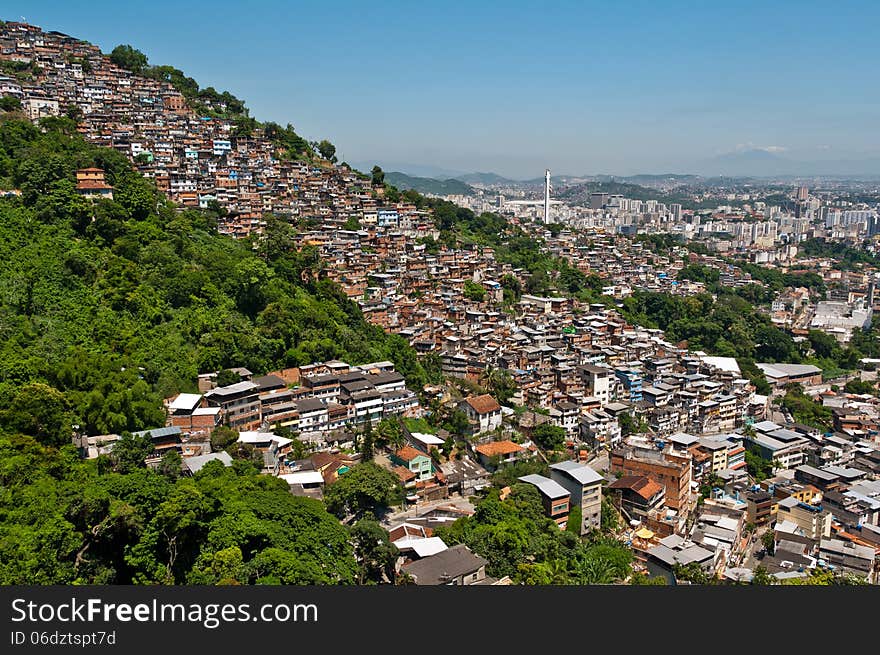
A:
7;0;880;178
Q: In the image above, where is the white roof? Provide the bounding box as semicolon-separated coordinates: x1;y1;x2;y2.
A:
519;474;570;499
715;516;740;533
774;519;803;536
278;471;324;486
192;406;222;416
238;431;276;443
549;460;603;485
392;536;448;558
700;355;741;375
411;432;444;446
756;362;821;379
169;393;203;410
183;451;233;473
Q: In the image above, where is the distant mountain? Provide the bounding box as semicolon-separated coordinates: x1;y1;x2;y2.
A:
694;150;880;178
452;171;522;185
557;180;667;204
350;161;467;179
385;171;476;196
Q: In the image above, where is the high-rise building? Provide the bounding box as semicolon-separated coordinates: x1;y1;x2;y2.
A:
670;203;682;221
590;192;609;210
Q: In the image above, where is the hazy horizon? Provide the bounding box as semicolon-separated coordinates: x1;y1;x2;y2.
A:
7;1;880;178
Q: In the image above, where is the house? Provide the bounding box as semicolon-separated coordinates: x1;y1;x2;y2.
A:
608;475;666;521
755;363;823;388
401;543;489;585
277;470;325;499
518;474;571;528
388;523;448;563
133;426;182;453
204;380;261;430
611;444;693;514
459;394;502;435
391;445;434;483
438;455;490;496
473;440;526;470
549;460;603;534
75;167;114;199
645;534;717;585
818;538;877;583
166;392;221;437
775;496;832;540
745;489;774;526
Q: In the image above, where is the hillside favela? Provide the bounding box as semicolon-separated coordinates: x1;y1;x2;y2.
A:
2;15;880;588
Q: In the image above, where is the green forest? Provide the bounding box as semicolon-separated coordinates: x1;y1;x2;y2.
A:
0;433;358;584
0;116;436;439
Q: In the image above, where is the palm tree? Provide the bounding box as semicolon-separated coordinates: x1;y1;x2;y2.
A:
575;557;616;585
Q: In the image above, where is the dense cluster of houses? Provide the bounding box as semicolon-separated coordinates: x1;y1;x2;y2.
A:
12;19;880;584
0;21;437;238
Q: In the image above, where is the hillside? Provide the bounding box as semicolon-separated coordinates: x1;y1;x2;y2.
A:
0;117;435;438
385;171;475;196
0;22;379;237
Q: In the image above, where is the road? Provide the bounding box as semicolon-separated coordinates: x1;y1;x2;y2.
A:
739;525;769;570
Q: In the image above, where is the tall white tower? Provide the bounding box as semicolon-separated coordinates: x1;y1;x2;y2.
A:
543;169;551;224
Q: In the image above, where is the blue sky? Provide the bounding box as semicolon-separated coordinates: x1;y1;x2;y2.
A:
7;1;880;177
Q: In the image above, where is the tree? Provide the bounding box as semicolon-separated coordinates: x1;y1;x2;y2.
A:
762;528;776;556
109;45;149;74
600;496;619;534
371;165;385;186
0;95;21;112
566;504;582;536
158;450;183;480
673;562;713;585
531;423;566;451
0;383;72;447
210;426;239;452
618;412;646;437
360;420;375;461
751;565;774;585
442;408;471;438
350;519;398;584
463;280;487;302
215;369;241;387
111;432;154;473
745;449;774;482
316;139;337;163
323;462;403;520
375;417;404;450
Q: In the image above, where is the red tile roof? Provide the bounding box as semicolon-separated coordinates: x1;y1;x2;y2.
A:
609;475;664;501
393;465;416;483
474;440;524;457
464;394;501;415
395;445;427;462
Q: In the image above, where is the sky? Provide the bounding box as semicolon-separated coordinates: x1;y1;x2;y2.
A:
6;1;880;178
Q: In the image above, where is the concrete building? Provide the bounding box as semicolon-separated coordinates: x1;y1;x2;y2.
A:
775;496;832;540
518;474;571;529
549;460;603;534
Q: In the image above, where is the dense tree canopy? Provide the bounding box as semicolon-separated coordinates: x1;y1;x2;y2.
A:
0;434;356;584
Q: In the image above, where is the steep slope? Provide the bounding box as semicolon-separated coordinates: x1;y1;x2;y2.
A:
0;117;435;437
